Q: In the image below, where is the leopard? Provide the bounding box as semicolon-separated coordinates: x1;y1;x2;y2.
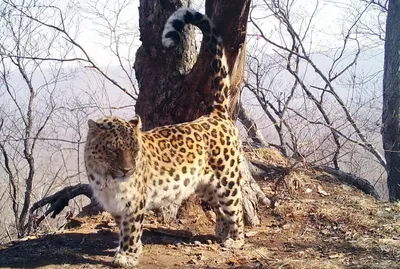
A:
84;7;244;268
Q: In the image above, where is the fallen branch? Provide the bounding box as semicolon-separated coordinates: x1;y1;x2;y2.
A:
27;184;92;234
247;157;380;199
314;165;380;199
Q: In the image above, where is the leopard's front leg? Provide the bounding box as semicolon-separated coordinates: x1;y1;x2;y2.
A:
113;207;145;268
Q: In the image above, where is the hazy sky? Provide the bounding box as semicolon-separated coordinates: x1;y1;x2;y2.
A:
70;0;384;68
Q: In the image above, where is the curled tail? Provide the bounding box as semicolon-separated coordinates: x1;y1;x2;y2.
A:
162;8;230;110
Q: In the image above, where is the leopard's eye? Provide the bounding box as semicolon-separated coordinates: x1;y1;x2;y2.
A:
105;144;118;159
108;151;118;160
106;143;114;150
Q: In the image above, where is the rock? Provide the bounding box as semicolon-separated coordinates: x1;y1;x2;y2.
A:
245;231;258;238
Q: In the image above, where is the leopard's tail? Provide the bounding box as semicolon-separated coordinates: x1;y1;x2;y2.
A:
162;8;230;110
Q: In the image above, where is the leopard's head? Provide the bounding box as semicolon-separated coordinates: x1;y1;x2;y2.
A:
84;115;142;179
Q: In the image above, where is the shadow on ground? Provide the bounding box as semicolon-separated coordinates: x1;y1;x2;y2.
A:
0;228;214;268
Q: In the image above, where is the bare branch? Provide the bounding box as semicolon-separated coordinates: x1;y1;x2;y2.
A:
2;0;137;101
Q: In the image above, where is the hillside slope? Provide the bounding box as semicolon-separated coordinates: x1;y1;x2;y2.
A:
1;158;399;268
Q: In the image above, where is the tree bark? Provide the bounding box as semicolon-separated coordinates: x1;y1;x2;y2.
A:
135;0;249;128
238;102;269;148
134;0;198;130
382;0;400;201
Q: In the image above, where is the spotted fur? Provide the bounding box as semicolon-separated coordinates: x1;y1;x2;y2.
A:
85;8;244;268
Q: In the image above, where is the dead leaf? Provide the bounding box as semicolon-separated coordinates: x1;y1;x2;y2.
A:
317;185;330;196
187;259;198;264
328;253;344;259
227;258;240;266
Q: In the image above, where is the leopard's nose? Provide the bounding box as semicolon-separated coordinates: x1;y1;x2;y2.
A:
121;167;133;175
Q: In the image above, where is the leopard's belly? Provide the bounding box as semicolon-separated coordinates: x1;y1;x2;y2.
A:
89;169;215;216
145;172;214;210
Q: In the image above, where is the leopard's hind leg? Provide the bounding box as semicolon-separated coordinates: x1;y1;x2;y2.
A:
202;171;245;249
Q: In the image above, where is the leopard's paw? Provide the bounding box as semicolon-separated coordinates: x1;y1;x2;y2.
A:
113;252;139;268
221;238;244;249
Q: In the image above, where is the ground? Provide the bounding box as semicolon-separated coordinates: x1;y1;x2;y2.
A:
1;149;400;269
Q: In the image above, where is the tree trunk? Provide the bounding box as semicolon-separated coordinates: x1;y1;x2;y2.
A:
382;0;400;201
135;0;249;127
238;102;269;148
134;0;198;130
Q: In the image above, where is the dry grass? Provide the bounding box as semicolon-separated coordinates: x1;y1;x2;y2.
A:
252;147;400;268
246;147;290;167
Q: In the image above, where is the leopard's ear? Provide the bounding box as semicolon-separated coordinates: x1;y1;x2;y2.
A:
129;115;142;130
88;119;100;130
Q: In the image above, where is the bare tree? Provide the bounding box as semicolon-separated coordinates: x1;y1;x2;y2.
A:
382;0;400;201
77;0;140;98
135;0;248;128
0;1;69;236
244;0;387;192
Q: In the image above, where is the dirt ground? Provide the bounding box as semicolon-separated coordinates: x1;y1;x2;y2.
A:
1;164;400;269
